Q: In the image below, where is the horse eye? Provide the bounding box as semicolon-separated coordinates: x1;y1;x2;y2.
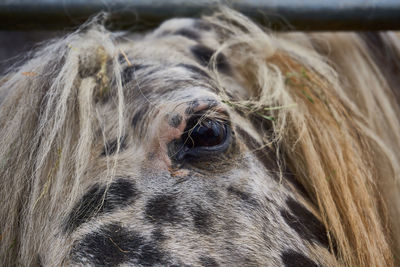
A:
187;120;226;148
176;115;231;160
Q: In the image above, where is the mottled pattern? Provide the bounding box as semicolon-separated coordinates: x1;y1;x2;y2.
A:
101;136;127;156
71;223;168;266
168;114;183;128
281;197;330;248
281;250;320;267
65;178;138;233
190;44;231;73
57;17;334;266
145;194;183;224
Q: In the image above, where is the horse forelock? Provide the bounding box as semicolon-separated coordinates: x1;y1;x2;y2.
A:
0;7;399;267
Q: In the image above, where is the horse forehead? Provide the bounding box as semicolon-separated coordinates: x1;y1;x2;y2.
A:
117;23;226;133
60;18;332;267
120;18;223;71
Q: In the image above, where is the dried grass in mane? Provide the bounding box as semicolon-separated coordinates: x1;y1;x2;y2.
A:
0;8;399;267
207;8;400;266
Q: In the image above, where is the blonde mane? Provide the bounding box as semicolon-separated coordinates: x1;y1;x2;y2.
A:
1;8;399;266
206;8;400;266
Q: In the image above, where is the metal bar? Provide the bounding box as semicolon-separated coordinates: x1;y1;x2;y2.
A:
0;0;399;31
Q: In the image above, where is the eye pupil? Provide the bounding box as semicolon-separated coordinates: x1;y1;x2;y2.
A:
176;114;231;160
188;120;225;148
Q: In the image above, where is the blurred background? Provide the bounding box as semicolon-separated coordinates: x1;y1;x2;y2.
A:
1;0;399;73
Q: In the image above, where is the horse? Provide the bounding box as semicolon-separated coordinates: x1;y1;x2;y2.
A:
1;8;399;266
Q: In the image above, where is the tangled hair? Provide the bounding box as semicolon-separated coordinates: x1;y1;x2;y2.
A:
1;8;400;266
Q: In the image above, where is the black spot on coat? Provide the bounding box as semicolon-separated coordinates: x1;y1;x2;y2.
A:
191;205;213;235
37;255;43;267
285;171;310;199
281;197;330;248
191;45;213;65
71;223;167;266
152;228;168;242
185;100;199;115
199;256;219;267
145;194;183;224
122;64;148;84
174;28;200;40
193;20;212;31
132;104;149;129
177;63;211;79
101;136;127;156
281;250;319;267
169;114;183;128
204;98;218;109
235;126;279;180
65;178;138;233
361;32;400;104
190;45;231;73
227;186;259;207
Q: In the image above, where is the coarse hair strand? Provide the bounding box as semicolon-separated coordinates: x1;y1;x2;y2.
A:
0;18;126;266
205;7;400;266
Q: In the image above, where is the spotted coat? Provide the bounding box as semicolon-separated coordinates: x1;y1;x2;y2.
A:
31;18;339;267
